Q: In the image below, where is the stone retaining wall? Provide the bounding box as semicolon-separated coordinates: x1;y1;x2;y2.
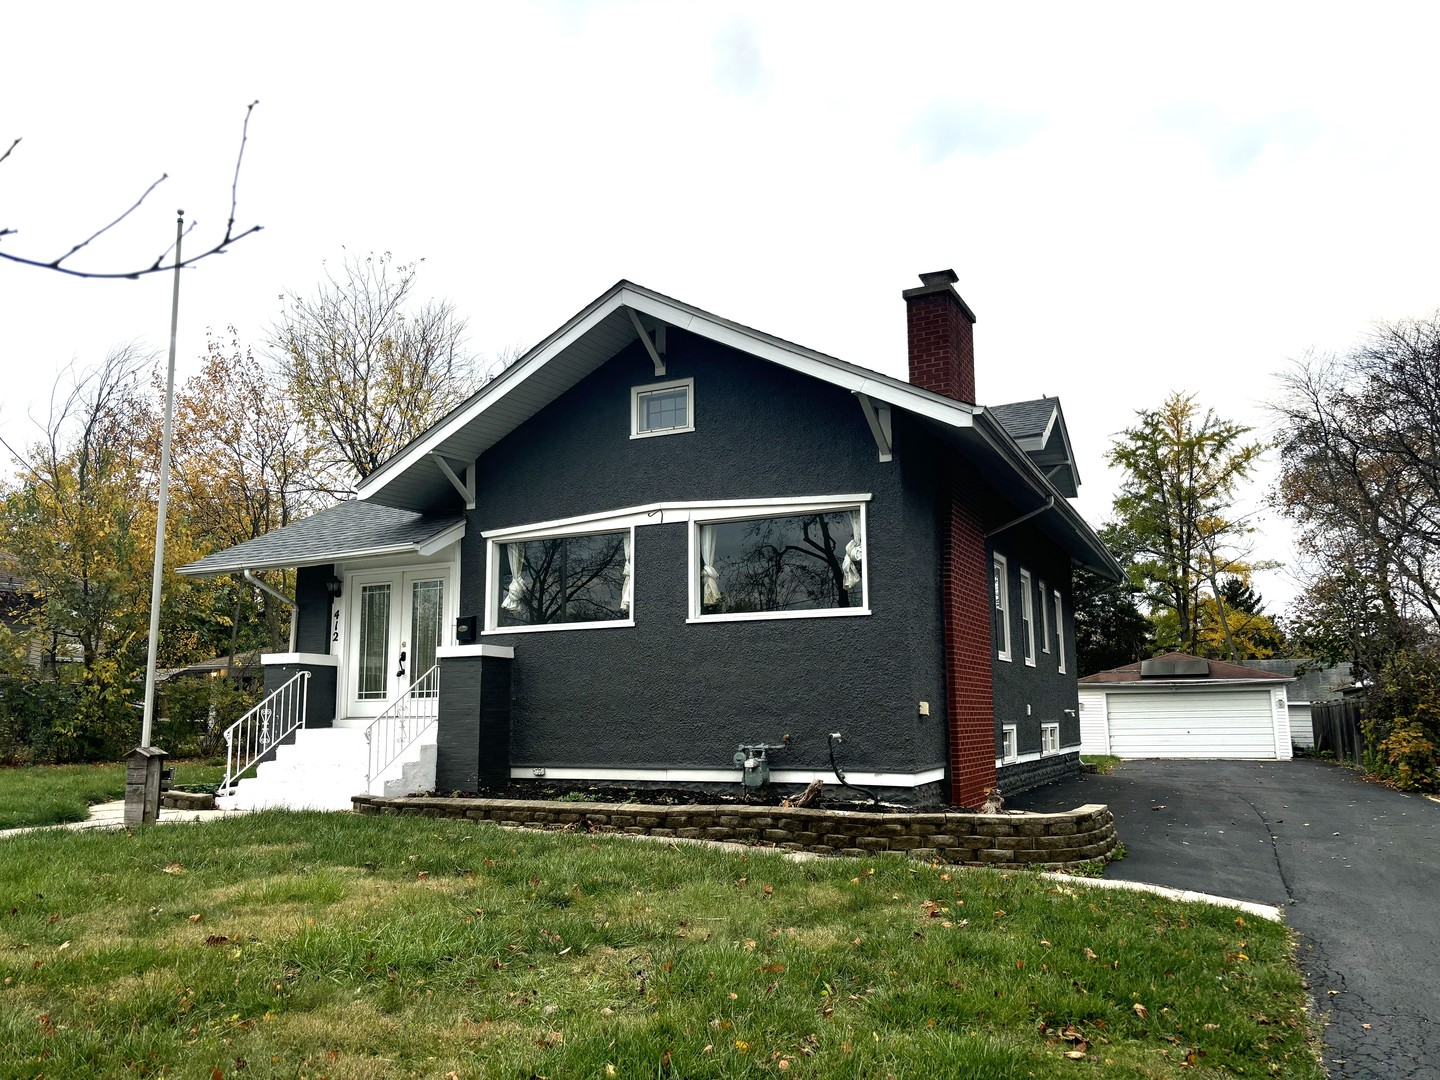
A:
351;795;1117;869
161;791;216;811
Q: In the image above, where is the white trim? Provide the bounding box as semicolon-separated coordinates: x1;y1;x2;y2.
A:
1053;588;1066;674
512;765;947;787
436;644;515;659
686;607;869;626
1039;577;1050;653
485;525;636;633
994;742;1079;768
1019;569;1036;667
994;554;1012;662
688;500;869;623
261;652;339;667
354;284;981;506
630;376;694;439
481;493;873;541
417;521;467;556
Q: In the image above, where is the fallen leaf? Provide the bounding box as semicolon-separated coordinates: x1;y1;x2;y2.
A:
57;941;70;951
1362;1023;1372;1031
1084;948;1098;962
164;862;185;875
1235;917;1246;927
1151;805;1166;811
1133;1003;1149;1019
1065;1049;1086;1059
189;914;204;924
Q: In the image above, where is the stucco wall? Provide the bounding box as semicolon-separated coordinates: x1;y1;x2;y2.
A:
459;331;951;786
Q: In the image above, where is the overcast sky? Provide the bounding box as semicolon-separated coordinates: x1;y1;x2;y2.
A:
5;2;1439;618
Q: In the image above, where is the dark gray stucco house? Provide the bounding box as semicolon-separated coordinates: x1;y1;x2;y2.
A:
179;271;1121;811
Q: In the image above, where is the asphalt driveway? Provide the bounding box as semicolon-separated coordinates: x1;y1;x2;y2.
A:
1009;759;1440;1080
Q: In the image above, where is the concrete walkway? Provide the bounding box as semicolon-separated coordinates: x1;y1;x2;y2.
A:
0;799;251;838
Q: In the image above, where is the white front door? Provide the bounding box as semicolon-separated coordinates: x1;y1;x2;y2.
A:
345;568;450;718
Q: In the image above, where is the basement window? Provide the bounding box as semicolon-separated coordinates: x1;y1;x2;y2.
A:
632;378;694;438
1002;725;1018;762
1041;723;1060;754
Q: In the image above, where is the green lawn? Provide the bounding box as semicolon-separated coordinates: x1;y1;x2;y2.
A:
0;761;225;830
0;812;1321;1078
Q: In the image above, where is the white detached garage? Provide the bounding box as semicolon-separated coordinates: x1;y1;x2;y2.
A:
1078;652;1294;760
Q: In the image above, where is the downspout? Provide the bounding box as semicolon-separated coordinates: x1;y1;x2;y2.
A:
243;569;298;652
984;496;1055;539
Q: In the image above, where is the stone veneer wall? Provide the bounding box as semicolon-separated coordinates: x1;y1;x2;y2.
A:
352;796;1116;870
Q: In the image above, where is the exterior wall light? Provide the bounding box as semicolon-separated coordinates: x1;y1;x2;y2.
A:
325;575;344;598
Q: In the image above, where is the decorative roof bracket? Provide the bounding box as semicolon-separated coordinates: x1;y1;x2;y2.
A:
627;307;667;376
430;453;475;510
854;393;893;462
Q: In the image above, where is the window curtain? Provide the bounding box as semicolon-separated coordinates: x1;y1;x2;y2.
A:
620;533;633;613
501;543;530;615
841;509;863;590
700;525;721;606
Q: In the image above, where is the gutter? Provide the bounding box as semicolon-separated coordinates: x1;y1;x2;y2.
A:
243;569;298;652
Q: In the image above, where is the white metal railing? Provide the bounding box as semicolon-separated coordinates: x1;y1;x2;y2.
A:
219;671;310;794
365;665;439;792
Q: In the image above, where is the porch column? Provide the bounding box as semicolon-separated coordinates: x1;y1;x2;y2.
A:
434;644;514;793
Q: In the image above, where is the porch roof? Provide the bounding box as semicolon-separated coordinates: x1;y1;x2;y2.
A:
176;501;466;577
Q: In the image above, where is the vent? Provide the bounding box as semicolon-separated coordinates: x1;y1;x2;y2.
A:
1140;658;1209;678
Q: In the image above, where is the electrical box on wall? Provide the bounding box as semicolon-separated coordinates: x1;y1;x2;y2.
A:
455;615;478;644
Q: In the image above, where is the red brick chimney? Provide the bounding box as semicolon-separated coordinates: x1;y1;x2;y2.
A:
903;269;977;404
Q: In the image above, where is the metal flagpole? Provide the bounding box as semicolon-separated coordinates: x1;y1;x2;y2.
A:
140;211;184;748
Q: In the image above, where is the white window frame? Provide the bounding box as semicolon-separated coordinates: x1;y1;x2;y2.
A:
631;377;694;439
483;526;636;635
1041;722;1060;754
688;500;870;624
1001;724;1018;762
1019;568;1036;667
1054;588;1066;674
993;553;1012;662
1039;577;1050;653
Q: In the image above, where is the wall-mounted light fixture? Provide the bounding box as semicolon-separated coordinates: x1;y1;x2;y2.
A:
325;575;344;598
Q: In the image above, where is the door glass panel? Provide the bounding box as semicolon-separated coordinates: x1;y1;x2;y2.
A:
357;583;391;700
409;578;443;696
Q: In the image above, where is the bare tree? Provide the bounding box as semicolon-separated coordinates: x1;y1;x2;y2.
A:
271;252;475;482
0;102;262;279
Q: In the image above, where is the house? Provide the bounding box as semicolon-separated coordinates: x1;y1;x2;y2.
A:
178;271;1122;811
1077;652;1295;760
1235;658;1354;749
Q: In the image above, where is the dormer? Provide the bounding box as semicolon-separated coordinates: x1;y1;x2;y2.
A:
988;397;1081;498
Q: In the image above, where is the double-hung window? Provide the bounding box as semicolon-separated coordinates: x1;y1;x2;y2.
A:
1019;569;1036;667
491;528;633;631
632;378;694;438
1039;578;1050;653
993;554;1012;661
693;502;867;622
1054;589;1066;674
1001;725;1018;762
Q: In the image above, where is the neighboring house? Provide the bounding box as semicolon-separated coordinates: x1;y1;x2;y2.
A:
179;271;1121;811
1077;652;1295;760
1239;658;1354;749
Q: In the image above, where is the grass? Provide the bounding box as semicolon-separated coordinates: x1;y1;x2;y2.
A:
0;761;226;830
0;812;1321;1078
1082;755;1123;775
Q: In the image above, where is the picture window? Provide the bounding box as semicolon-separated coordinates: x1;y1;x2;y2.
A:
493;529;632;630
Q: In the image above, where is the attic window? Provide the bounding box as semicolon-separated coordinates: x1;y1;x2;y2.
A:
632;378;694;438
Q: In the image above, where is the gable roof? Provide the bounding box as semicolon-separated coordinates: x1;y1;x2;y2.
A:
989;398;1080;498
1080;651;1295;686
177;500;466;577
355;279;1122;580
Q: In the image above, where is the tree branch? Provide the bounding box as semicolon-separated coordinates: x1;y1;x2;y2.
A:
0;102;262;280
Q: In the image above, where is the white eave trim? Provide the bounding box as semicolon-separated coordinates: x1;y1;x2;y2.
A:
355;282;978;503
481;493;872;541
511;765;946;788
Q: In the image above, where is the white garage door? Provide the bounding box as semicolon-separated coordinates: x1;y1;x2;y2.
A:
1106;690;1279;759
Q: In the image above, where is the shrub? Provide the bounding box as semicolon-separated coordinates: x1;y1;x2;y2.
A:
1362;649;1440;792
158;677;260;758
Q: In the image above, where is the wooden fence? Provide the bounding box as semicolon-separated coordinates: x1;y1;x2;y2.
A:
1311;698;1366;763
